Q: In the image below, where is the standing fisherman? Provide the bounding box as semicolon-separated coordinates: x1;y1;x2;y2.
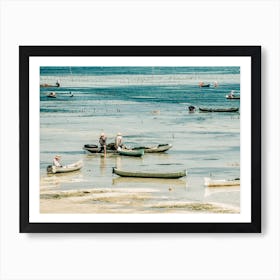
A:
99;133;107;155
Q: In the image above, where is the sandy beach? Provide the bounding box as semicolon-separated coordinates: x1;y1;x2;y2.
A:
40;187;239;214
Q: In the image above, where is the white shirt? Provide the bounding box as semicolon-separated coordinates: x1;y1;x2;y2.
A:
115;135;122;147
53;158;62;167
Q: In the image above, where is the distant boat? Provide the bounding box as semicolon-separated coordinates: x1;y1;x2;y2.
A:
118;148;144;157
41;81;60;88
132;144;172;153
47;160;83;174
199;107;239;113
113;167;187;179
204;177;240;187
199;82;210;87
226;90;240;99
47;92;56;98
226;95;240;99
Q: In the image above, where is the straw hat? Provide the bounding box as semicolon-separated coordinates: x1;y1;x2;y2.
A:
117;132;122;136
100;132;105;137
55;155;61;159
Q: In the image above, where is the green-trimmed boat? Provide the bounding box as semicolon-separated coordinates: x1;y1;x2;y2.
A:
112;167;187;179
199;107;239;113
117;149;144;157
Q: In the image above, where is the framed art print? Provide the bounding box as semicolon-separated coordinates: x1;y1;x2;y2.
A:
20;46;261;233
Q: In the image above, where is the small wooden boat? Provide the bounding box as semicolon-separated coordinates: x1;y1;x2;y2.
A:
47;160;83;174
132;144;172;153
47;92;56;98
113;167;187;179
83;144;117;154
204;177;240;187
118;148;144;157
40;81;60;88
199;107;239;113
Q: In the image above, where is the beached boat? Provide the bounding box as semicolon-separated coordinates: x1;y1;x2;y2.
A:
132;144;172;153
113;167;187;179
47;160;83;174
199;107;239;113
47;92;56;98
204;177;240;187
118;148;144;157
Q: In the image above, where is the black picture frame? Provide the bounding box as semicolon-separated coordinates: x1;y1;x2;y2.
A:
20;46;261;233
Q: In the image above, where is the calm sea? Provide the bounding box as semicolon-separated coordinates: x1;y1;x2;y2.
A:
40;66;240;212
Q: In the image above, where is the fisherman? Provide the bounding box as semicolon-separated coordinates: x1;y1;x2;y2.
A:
115;132;124;150
53;155;62;167
188;105;195;112
99;133;107;154
229;90;235;98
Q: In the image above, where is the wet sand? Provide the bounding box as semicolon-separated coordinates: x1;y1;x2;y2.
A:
40;187;239;214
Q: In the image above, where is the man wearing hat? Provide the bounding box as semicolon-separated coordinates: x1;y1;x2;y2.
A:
115;132;123;150
99;132;107;154
53;155;62;167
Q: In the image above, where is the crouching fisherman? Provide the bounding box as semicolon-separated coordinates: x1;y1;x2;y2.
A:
53;155;62;167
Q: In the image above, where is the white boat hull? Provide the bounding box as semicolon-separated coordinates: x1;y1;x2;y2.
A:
204;177;240;187
47;160;83;174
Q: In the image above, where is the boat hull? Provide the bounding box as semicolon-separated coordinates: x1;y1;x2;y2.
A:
83;144;117;154
132;144;172;153
47;160;83;174
204;177;240;187
113;167;187;179
118;149;144;157
199;107;239;112
226;95;240;100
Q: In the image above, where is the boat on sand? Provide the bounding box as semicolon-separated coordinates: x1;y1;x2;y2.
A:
199;107;239;113
113;167;187;179
47;160;83;174
204;177;240;187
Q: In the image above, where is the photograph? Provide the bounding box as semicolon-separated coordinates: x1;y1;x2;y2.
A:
39;65;241;215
